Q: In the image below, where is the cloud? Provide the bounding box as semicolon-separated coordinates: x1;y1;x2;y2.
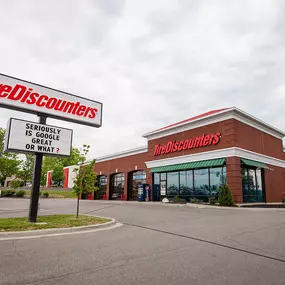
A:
0;0;285;159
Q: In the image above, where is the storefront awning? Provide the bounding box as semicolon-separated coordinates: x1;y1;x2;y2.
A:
150;158;225;173
240;158;269;169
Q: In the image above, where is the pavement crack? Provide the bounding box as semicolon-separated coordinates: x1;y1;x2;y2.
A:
122;222;285;265
224;237;285;259
234;222;285;237
83;204;117;215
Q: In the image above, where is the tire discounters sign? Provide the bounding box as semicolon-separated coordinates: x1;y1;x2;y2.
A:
4;118;73;157
0;73;102;127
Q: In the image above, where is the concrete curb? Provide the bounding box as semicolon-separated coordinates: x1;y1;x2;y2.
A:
0;216;116;239
185;203;285;211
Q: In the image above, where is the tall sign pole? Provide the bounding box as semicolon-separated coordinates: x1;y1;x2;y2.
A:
28;115;46;223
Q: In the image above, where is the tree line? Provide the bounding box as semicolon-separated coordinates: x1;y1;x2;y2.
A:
0;127;89;187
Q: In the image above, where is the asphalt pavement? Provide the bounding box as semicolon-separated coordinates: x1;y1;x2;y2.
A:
1;198;285;285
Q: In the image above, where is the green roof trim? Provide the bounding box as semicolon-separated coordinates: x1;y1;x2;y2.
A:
150;158;225;173
241;158;269;169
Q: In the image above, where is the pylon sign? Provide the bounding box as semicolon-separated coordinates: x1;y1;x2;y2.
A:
0;72;103;223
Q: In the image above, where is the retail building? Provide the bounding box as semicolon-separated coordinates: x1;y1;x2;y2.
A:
47;107;285;203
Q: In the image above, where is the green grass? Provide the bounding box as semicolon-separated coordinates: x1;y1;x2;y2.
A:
44;190;77;198
0;214;110;232
21;190;77;198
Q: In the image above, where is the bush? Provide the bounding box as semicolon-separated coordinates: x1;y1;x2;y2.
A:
5;190;16;197
208;196;218;205
0;190;16;197
43;191;49;198
190;198;200;204
174;195;181;202
0;190;7;197
218;184;235;206
15;190;26;197
10;180;21;190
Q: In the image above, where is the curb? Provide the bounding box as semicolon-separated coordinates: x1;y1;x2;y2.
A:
0;216;116;239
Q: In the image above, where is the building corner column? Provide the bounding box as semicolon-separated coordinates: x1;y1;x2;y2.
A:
226;157;242;203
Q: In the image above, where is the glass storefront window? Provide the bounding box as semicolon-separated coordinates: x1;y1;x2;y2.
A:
154;173;160;185
161;173;166;181
209;167;223;196
194;169;210;200
179;170;193;196
242;167;265;203
167;172;179;196
160;180;166;196
256;169;264;202
152;163;226;202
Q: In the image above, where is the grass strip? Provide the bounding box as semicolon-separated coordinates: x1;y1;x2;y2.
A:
0;214;110;232
21;190;77;198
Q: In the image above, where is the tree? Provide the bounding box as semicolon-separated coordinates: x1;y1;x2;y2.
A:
61;146;88;167
218;184;235;206
52;164;65;186
18;155;34;186
0;128;22;186
73;160;98;217
10;179;21;190
73;146;94;218
41;146;89;186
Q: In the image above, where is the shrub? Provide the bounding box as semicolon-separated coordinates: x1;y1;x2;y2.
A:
218;184;235;206
10;180;21;190
0;190;8;197
43;191;49;198
15;190;26;197
208;196;218;205
4;190;16;197
190;198;200;204
174;195;181;202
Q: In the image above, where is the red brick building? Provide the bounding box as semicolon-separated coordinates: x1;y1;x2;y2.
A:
49;107;285;204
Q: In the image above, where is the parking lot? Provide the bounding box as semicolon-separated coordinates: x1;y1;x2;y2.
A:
1;198;285;284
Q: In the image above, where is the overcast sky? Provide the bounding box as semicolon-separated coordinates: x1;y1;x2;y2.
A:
0;0;284;159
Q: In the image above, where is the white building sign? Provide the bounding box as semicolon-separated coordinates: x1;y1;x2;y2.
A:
0;73;102;127
4;118;73;157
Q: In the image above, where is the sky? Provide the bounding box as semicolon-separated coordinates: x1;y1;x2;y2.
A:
0;0;285;159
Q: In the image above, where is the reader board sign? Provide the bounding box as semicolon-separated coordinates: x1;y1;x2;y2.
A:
0;73;102;127
4;118;73;157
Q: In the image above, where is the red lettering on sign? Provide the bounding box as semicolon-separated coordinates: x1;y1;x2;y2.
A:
153;133;221;156
76;105;87;116
8;84;26;100
0;82;99;120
